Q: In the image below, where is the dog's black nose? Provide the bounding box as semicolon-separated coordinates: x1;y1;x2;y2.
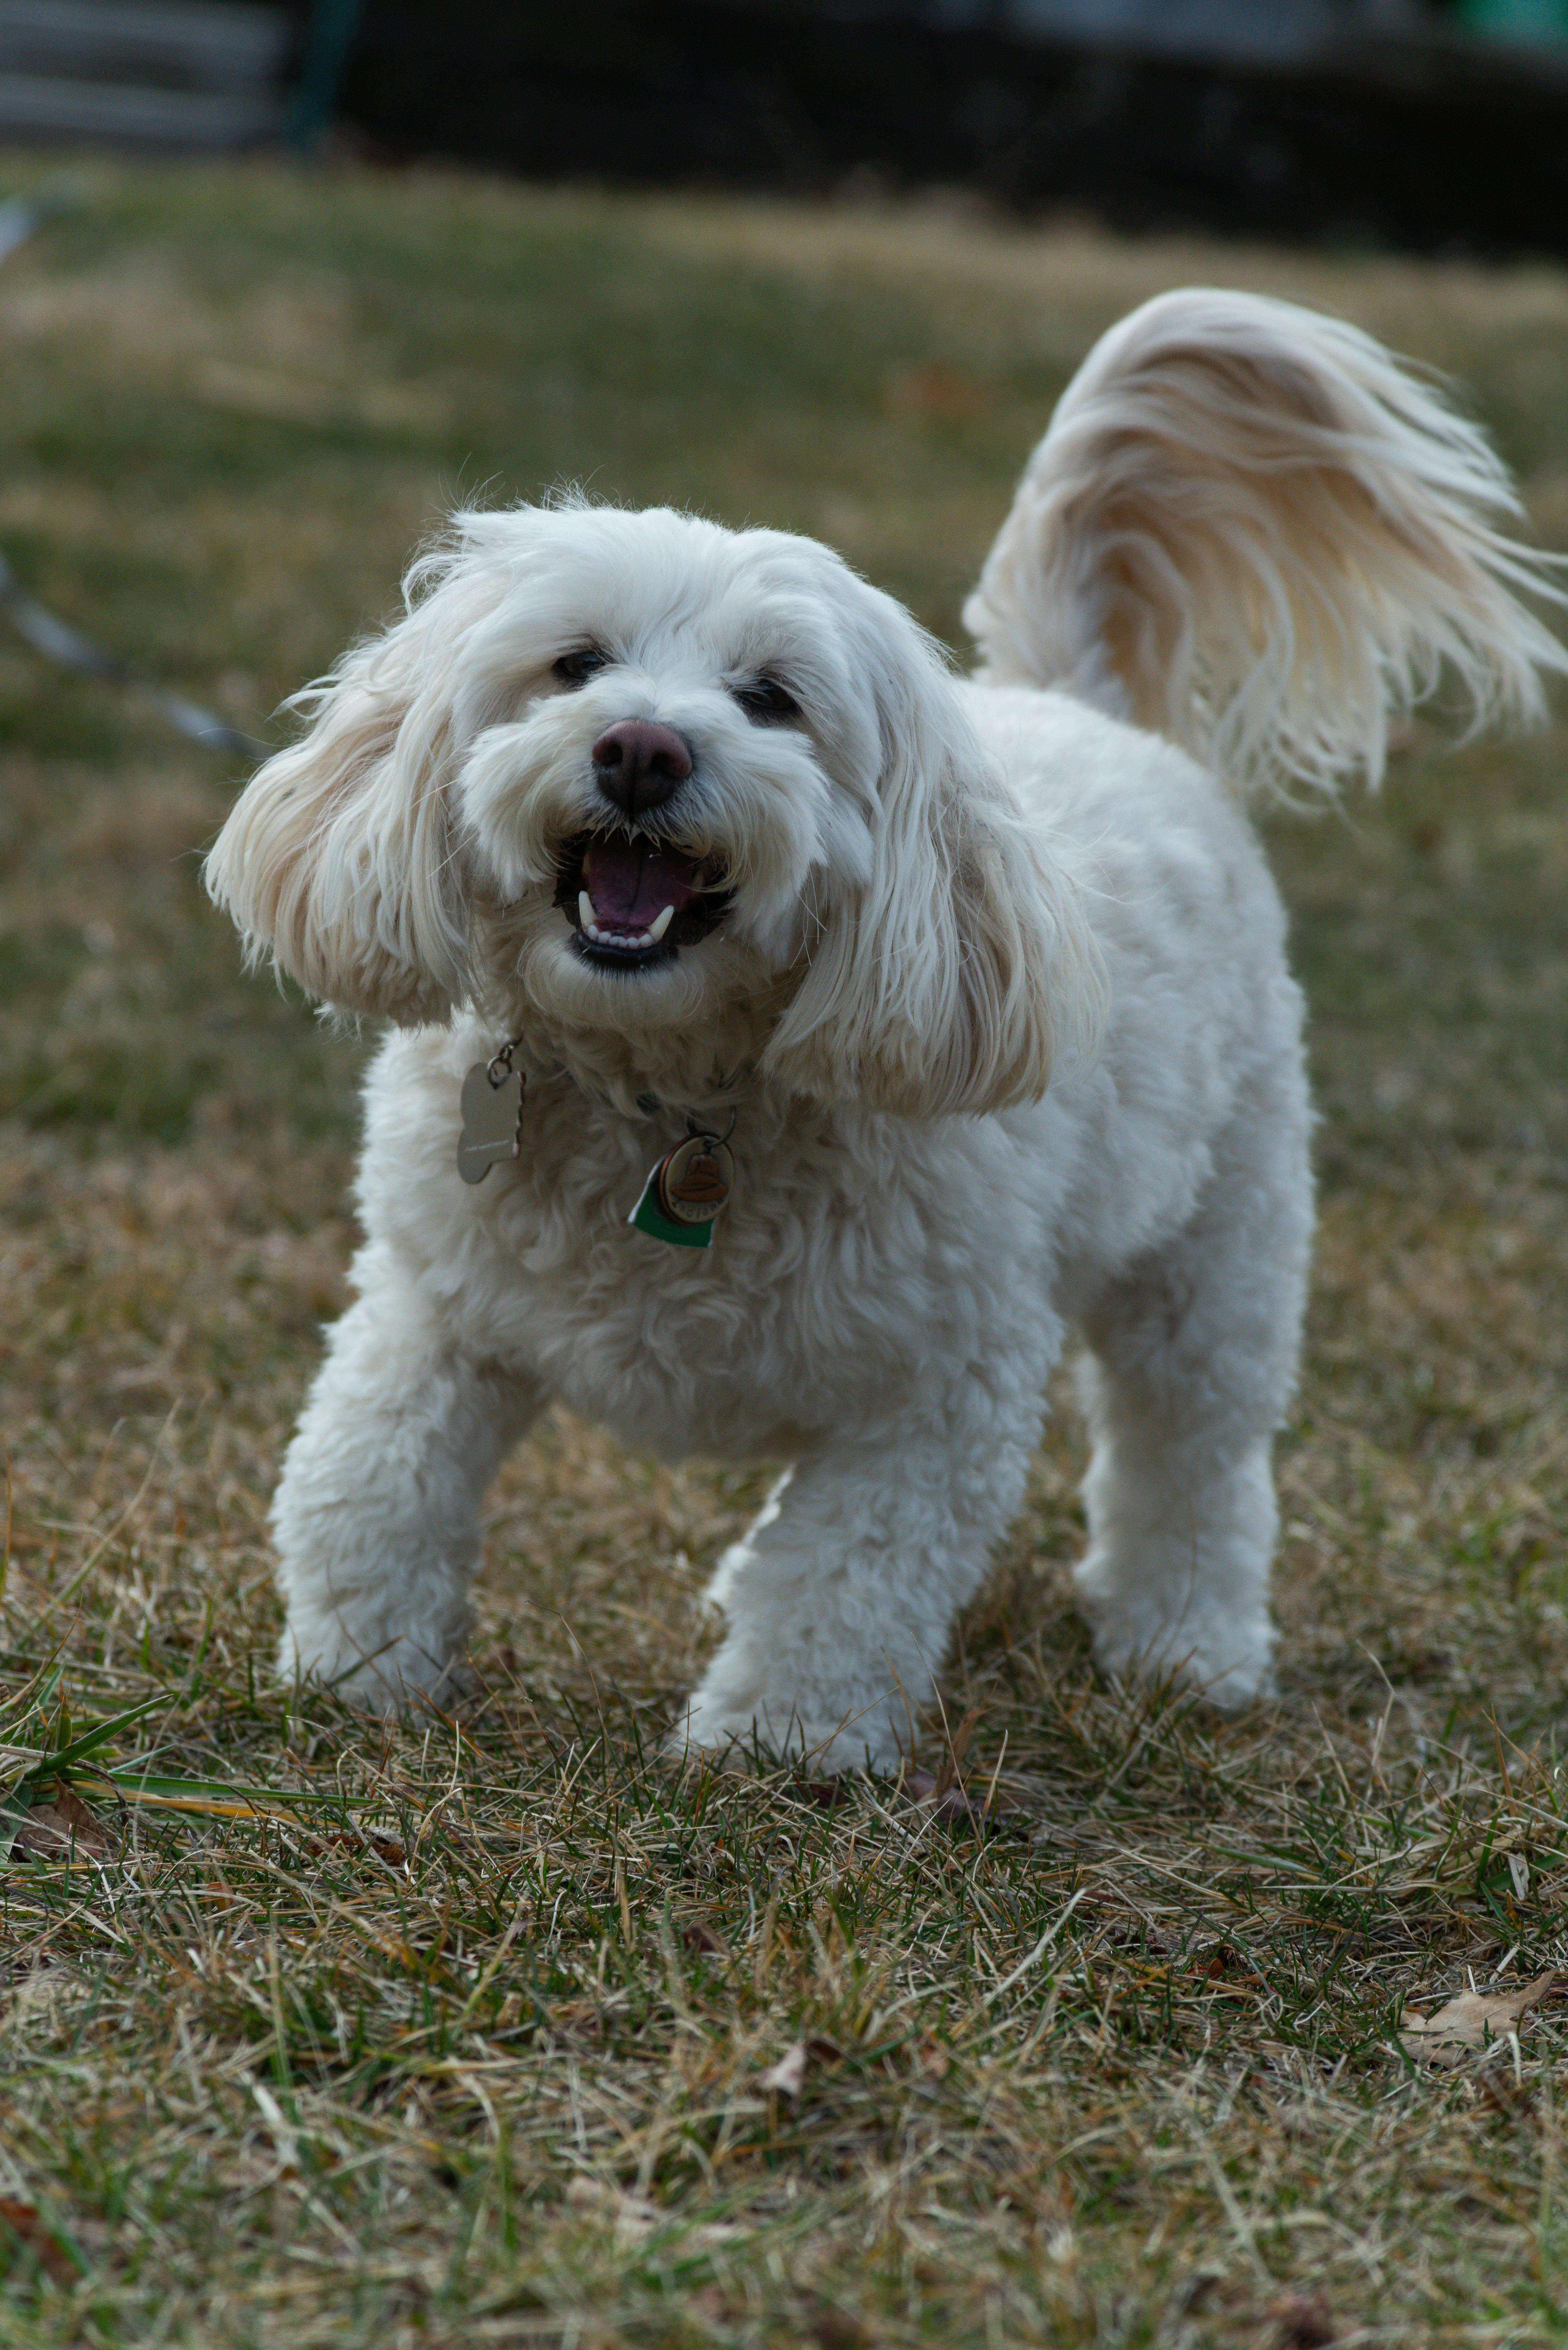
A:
592;720;692;820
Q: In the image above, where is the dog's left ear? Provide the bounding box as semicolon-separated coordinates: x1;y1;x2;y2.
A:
765;618;1099;1118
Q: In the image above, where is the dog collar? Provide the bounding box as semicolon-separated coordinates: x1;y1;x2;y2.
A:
456;1038;736;1249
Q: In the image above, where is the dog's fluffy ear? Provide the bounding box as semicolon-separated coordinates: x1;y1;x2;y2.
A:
765;617;1099;1118
204;613;469;1024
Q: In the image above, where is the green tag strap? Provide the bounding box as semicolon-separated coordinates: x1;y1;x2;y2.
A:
628;1167;713;1248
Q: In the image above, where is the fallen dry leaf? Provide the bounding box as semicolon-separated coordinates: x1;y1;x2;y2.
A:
1264;2286;1337;2346
1399;1969;1555;2066
758;2039;808;2097
758;2036;841;2097
6;1784;112;1863
0;2199;79;2283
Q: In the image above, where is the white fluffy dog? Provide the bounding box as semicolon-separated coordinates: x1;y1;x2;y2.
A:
207;289;1565;1771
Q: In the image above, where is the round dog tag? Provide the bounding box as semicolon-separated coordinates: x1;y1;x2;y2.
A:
655;1133;735;1227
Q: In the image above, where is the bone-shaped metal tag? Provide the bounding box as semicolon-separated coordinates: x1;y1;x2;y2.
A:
457;1060;523;1184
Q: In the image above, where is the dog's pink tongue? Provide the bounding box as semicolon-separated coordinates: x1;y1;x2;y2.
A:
584;837;699;929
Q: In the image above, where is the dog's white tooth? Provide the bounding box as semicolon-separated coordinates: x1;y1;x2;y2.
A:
648;903;675;943
578;889;594;930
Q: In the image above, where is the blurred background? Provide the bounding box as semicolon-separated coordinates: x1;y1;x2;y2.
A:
0;0;1566;253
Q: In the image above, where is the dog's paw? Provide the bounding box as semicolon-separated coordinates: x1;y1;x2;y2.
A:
277;1626;472;1717
668;1687;907;1777
1081;1606;1276;1712
1095;1633;1275;1711
1073;1544;1278;1713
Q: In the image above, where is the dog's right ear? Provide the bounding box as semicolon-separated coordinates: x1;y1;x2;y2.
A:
204;614;469;1024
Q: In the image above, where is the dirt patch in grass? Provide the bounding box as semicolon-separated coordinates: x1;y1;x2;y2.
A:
0;158;1566;2345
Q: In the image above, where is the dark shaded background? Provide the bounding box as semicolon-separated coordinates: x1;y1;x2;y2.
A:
326;2;1568;258
4;0;1567;257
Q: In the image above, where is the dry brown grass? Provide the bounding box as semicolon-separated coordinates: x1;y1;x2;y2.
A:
0;158;1566;2347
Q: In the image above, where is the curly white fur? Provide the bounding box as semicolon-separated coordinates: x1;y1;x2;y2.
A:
206;289;1565;1770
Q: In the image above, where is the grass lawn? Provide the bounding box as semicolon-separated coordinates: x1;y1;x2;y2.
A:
1;157;1567;2347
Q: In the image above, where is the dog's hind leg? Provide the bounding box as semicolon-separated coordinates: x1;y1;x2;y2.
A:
1072;1029;1314;1709
270;1244;543;1711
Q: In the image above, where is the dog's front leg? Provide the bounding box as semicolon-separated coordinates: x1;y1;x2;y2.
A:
674;1403;1039;1775
270;1246;542;1710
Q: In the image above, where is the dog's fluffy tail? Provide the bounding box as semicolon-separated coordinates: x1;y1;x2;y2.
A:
964;287;1567;798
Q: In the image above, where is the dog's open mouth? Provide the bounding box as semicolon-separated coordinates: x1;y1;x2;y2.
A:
553;832;730;969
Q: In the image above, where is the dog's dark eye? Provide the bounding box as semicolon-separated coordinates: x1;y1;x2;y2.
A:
733;677;802;726
553;647;608;689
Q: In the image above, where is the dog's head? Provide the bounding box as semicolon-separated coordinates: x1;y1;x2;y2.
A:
206;501;1093;1116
